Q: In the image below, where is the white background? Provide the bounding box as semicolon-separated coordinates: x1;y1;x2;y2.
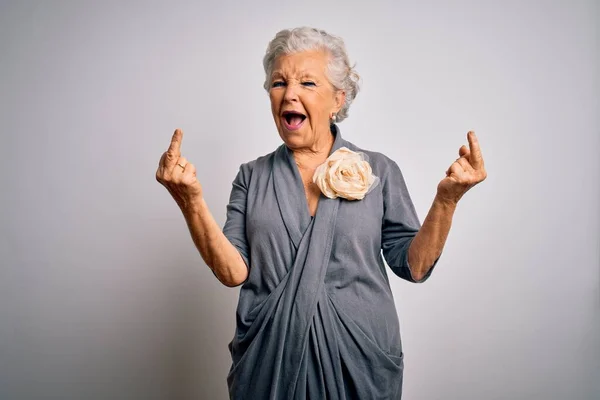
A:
1;0;598;399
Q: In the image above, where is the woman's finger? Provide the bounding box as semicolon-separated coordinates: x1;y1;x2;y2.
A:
165;129;184;168
184;162;197;177
447;160;464;175
467;131;484;169
158;151;167;166
156;152;167;182
447;162;466;178
456;157;473;172
458;145;469;158
179;162;199;189
173;156;189;176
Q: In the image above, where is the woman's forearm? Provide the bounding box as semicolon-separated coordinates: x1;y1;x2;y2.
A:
407;195;457;281
407;130;487;281
180;197;248;287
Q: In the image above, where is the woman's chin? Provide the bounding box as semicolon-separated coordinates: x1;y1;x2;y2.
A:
280;135;304;149
278;127;309;148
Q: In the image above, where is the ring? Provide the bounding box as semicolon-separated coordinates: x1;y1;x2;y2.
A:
177;163;186;171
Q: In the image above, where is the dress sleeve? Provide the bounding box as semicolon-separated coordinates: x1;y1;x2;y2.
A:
381;158;439;283
222;163;251;271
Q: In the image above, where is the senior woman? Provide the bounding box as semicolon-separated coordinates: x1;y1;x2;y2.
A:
156;27;486;399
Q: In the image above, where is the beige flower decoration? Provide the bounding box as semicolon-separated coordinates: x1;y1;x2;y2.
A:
312;147;379;200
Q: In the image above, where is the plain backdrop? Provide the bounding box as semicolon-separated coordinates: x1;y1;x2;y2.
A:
1;1;598;399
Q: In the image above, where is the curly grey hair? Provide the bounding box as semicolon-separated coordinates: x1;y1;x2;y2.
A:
262;27;360;123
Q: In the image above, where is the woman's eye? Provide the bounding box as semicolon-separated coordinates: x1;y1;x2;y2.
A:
302;81;316;87
272;81;285;88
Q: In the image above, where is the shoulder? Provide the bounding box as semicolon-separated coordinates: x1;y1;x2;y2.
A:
233;145;282;186
341;140;403;182
342;140;415;215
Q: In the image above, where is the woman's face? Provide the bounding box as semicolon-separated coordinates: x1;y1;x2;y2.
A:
269;50;345;151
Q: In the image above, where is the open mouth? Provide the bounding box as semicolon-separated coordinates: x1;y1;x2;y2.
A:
282;111;307;130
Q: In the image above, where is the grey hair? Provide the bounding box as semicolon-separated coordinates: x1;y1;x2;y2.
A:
262;27;360;123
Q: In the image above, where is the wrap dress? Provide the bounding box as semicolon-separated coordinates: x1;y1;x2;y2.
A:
223;125;439;399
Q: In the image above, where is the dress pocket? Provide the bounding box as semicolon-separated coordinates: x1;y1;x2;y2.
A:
326;292;404;398
326;292;404;371
385;350;404;368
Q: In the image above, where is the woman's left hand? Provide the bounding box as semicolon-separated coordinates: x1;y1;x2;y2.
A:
436;131;487;205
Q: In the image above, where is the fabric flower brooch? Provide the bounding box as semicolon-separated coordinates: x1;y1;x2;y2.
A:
312;147;379;200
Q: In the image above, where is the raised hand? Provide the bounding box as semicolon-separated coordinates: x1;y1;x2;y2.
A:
156;129;203;209
437;131;487;205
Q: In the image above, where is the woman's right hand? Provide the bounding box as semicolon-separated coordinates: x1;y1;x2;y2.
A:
156;128;203;210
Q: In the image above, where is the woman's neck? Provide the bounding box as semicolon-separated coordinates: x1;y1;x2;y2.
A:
291;129;335;169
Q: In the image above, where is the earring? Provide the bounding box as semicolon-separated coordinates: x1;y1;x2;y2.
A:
330;113;337;124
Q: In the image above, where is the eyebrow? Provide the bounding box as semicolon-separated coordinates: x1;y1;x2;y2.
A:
271;71;320;80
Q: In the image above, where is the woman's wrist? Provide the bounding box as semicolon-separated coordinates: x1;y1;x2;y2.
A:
433;193;459;211
179;194;206;216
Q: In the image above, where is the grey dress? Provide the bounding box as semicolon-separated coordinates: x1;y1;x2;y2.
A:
223;125;439;399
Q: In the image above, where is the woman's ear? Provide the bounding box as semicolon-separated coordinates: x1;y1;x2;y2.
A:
334;90;346;113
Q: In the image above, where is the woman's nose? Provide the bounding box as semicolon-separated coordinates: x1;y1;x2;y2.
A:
283;83;299;101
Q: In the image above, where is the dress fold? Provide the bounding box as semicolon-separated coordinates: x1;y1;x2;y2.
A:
224;125;434;399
